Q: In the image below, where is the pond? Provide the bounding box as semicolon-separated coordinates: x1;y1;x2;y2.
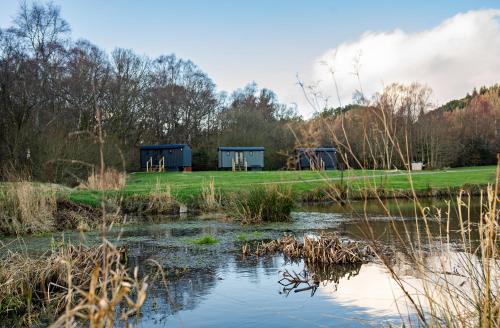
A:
1;198;481;327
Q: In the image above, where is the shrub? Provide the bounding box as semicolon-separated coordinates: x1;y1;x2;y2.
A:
226;184;294;223
192;235;218;245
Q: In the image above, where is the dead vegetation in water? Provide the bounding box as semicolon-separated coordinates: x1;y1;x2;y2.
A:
0;239;148;327
279;269;319;296
278;262;363;297
244;233;379;265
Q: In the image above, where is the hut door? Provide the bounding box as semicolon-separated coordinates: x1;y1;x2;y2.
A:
234;152;244;165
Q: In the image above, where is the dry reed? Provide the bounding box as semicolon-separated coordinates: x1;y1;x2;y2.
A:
249;233;376;265
145;181;178;214
0;182;57;234
298;75;499;326
0;239;148;327
200;177;221;212
80;168;126;191
375;183;500;327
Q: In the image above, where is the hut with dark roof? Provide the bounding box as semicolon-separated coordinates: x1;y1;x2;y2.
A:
140;144;192;172
296;147;337;170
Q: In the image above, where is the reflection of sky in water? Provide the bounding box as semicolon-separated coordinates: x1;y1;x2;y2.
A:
1;199;484;327
138;257;405;328
319;263;418;317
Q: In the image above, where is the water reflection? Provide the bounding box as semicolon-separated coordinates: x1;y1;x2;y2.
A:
1;198;485;327
319;263;418;317
133;255;405;327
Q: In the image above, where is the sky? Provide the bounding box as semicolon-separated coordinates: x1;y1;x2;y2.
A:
1;0;499;117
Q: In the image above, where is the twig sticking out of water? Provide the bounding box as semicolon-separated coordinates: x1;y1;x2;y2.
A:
279;269;318;297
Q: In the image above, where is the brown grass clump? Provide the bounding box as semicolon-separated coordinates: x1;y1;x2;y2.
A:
303;234;373;265
0;240;148;327
80;168;126;191
0;182;57;234
144;182;178;214
200;177;221;212
250;233;376;265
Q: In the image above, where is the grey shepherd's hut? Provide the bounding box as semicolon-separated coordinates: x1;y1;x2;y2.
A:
296;147;337;170
140;144;192;172
218;146;264;171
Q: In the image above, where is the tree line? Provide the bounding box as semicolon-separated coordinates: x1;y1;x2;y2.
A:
299;83;499;169
0;2;299;183
0;2;498;184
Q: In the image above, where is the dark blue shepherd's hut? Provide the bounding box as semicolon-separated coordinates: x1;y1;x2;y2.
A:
140;144;192;172
296;147;337;170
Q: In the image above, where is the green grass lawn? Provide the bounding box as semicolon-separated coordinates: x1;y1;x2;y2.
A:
68;166;497;206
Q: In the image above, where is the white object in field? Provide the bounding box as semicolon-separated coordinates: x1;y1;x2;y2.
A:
146;157;153;172
411;162;423;171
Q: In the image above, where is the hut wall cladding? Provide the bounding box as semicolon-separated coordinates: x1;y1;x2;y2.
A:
139;144;192;171
218;147;265;169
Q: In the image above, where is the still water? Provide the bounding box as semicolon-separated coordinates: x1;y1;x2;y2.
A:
2;198;480;327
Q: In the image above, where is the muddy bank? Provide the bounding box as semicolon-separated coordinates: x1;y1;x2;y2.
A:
54;198;103;230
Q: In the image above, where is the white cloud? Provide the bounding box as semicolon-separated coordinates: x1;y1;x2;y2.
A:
312;9;500;112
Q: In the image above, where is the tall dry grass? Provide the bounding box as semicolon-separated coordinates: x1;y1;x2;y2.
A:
145;181;178;214
315;133;499;326
200;177;221;212
80;168;126;191
0;239;149;327
298;78;499;326
0;182;57;234
375;178;499;327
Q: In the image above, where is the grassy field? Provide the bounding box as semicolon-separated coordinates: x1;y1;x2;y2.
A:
68;166;497;206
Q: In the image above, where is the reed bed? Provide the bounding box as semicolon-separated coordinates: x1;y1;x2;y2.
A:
80;168;126;191
0;182;57;234
247;233;377;265
199;177;221;212
0;240;148;327
373;183;500;327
